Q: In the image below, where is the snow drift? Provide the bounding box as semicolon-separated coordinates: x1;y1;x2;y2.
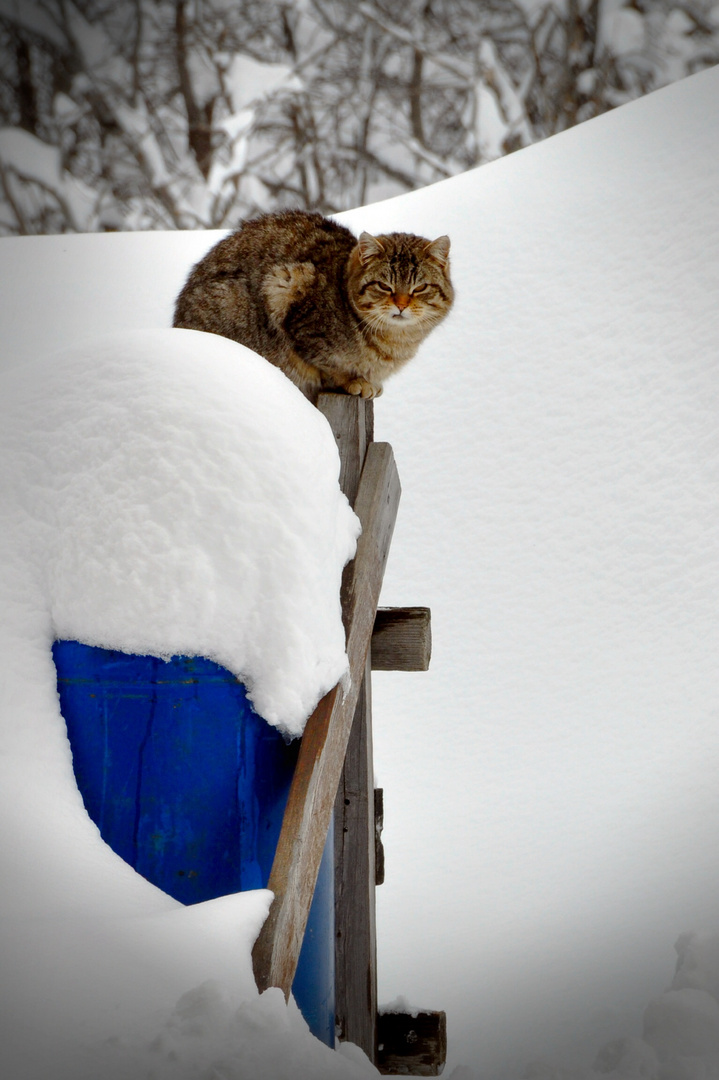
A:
0;328;367;1079
0;328;359;734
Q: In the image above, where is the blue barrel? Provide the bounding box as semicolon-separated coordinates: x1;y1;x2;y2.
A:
52;640;335;1045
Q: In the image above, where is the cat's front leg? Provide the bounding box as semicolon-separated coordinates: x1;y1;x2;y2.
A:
262;262;316;327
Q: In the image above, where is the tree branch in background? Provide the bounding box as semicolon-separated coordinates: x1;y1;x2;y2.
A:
174;0;212;180
0;0;717;234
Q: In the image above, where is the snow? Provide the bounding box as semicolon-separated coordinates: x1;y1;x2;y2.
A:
209;55;305;197
0;328;358;734
223;55;300;114
0;329;362;1076
602;7;645;57
1;63;719;1080
0;127;98;231
340;66;719;1078
588;932;719;1077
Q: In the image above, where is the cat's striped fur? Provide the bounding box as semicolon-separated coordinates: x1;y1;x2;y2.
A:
173;209;453;402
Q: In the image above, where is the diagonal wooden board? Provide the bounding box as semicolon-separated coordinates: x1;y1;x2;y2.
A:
252;439;401;996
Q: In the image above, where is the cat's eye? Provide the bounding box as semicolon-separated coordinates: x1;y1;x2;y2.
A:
412;284;429;294
373;281;392;293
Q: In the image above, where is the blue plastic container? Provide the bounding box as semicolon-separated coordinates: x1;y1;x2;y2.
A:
52;640;334;1045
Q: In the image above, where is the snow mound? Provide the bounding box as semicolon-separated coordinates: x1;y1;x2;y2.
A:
589;934;719;1080
0;327;359;735
642;934;719;1071
0;326;372;1080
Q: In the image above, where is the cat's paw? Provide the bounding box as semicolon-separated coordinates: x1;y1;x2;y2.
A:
345;377;381;399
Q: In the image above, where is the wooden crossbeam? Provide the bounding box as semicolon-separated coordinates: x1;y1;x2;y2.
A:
371;607;432;671
377;1010;447;1076
252;438;400;998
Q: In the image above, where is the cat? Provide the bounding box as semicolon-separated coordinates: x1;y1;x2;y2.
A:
173;209;453;403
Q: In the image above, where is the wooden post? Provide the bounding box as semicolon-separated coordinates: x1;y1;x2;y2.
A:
318;396;379;1061
334;655;377;1055
253;393;444;1075
252;398;400;1005
317;394;373;506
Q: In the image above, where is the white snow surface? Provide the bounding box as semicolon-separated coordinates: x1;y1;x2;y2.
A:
0;328;359;734
0;126;98;230
1;64;719;1080
0;330;363;1077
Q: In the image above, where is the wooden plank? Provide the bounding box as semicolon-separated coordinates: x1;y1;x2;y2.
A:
377;1011;448;1076
320;393;379;1061
252;441;400;998
371;607;432;671
334;655;377;1055
317;394;373;507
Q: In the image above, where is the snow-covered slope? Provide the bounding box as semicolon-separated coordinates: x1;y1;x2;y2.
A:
343;64;719;1078
1;64;718;1079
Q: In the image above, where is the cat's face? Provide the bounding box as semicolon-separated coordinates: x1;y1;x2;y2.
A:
346;231;453;336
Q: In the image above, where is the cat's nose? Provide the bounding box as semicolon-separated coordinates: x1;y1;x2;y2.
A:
393;293;410;311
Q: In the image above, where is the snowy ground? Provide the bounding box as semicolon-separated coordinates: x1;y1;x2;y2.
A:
0;65;718;1080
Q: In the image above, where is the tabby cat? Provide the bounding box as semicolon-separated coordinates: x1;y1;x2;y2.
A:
173;209;453;402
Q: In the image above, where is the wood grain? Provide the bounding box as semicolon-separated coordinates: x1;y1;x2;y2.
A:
371;607;432;671
317;393;373;507
321;394;379;1060
334;655;377;1053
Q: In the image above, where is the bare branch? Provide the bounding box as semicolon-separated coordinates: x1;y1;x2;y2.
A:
174;0;212;180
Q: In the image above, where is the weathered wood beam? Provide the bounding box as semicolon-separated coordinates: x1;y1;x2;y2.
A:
319;394;379;1061
377;1010;448;1076
371;607;431;671
334;655;377;1053
252;439;400;998
317;393;373;507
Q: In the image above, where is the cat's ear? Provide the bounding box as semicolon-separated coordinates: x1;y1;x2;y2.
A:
425;235;451;267
358;232;386;264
